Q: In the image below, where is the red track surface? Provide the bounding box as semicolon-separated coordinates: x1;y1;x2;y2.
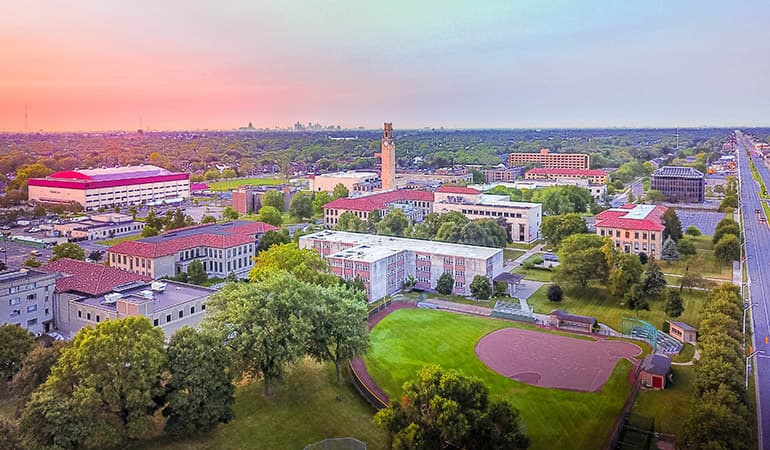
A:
475;328;641;392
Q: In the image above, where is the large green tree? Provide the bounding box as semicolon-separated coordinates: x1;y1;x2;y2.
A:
0;324;35;380
163;327;234;436
332;183;350;199
470;275;492;300
678;386;751;450
19;387;92;450
713;218;740;244
608;253;643;299
289;192;314;219
203;272;315;395
307;284;370;384
10;341;66;411
555;234;610;288
624;284;649;314
377;209;410;237
25;317;166;447
257;205;283;227
51;242;86;262
374;366;529;450
261;190;285;212
663;289;684;318
662;209;683;242
714;233;740;264
540;213;588;247
336;211;368;232
222;206;240;221
249;243;337;286
436;272;454;295
256;229;291;252
660;237;680;263
311;191;333;216
641;257;667;299
187;259;208;285
459;219;509;248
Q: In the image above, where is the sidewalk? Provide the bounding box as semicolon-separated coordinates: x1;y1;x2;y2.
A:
503;243;545;272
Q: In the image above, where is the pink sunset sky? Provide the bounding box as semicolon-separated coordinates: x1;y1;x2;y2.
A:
2;1;769;131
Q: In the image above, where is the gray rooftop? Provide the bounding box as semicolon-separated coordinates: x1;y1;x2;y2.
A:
668;320;697;332
641;354;672;376
75;280;214;313
0;268;56;287
651;166;705;179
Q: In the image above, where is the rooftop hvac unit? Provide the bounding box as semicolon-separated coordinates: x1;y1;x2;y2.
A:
102;292;123;305
140;290;154;300
151;281;167;292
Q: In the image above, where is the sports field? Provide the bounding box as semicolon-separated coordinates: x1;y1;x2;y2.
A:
364;308;636;450
206;177;284;192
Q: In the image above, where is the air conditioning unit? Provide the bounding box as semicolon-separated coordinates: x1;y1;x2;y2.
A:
102;292;123;305
151;281;167;292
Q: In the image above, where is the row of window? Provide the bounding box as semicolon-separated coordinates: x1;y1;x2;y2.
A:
8;282;42;294
600;229;657;240
461;208;524;219
10;305;49;318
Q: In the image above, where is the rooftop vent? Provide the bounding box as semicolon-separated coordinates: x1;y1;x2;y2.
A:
102;292;123;305
140;290;154;300
151;281;167;292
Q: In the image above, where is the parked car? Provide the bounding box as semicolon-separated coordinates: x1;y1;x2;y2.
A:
543;252;559;262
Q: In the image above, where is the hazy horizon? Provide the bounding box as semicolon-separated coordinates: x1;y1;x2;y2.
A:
3;1;770;131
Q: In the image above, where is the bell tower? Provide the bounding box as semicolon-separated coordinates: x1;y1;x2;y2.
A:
379;123;396;191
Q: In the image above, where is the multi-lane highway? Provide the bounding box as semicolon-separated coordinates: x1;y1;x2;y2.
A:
735;130;770;449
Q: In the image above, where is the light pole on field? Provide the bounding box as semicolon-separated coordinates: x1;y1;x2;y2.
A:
747;350;765;389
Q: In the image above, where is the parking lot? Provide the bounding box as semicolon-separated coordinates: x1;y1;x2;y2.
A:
0;239;54;268
674;209;726;236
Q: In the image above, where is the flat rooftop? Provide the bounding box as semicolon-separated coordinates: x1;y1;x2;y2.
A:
329;244;402;263
314;171;379;179
302;230;502;259
477;194;542;209
75;280;214;314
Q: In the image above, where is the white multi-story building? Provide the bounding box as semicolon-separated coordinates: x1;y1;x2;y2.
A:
28;165;190;210
299;230;504;301
54;213;145;241
107;220;277;279
0;268;57;335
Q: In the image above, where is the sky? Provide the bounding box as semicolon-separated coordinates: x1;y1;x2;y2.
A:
1;0;770;131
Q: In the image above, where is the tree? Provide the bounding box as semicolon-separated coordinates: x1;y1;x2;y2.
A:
332;183;350;199
641;257;667;299
677;238;696;256
145;208;164;230
662;209;683;242
685;225;701;236
201;215;217;224
377;209;410;237
29;317;166;447
547;284;563;302
336;211;368;232
312;191;333;216
660;237;680;263
220;168;237;179
555;234;610;288
222;206;240;221
250;243;337;286
540;213;588;247
163;327;234;436
141;225;160;237
19;387;91;450
203;272;314;395
256;229;291;252
0;324;35;380
187;259;208;285
23;257;42;268
436;272;454;295
713;218;740;244
471;169;485;184
87;250;103;262
680;270;711;293
257;205;283;227
714;233;740;264
638;251;648;265
307;284;370;384
719;195;739;211
262;190;285;212
624;284;649;314
11;341;66;412
470;275;492;300
7;163;53;192
608;253;643;299
645;189;665;203
663;289;684;318
51;242;86;262
289;192;313;219
374;366;529;450
0;416;21;450
678;386;751;450
435;221;462;243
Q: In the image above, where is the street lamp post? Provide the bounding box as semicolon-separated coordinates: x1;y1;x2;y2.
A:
747;350;765;389
744;302;758;336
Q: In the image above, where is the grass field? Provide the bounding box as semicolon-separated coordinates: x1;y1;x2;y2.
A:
630;365;695;435
504;248;525;262
659;235;732;280
526;284;706;331
364;309;635;450
672;343;696;363
207;177;284;192
136;359;386;450
98;233;144;246
507;240;542;250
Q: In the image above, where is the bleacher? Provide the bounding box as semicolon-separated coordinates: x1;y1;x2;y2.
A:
630;325;682;354
491;300;535;323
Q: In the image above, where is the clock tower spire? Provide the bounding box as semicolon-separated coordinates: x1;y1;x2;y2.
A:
379;122;396;191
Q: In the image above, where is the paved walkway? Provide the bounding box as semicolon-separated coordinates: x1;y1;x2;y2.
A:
503;243;545;272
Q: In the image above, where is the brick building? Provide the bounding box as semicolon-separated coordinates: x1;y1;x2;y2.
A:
594;204;667;258
508;149;590;170
231;185;295;215
525;168;609;184
650;166;705;203
0;268;57;334
323;190;434;228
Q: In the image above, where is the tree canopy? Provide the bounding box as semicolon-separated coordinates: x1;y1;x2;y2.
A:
51;242;86;262
257;205;282;227
0;324;36;381
662;209;683;242
261;190;285;211
555;234;610;288
540;213;588;247
249;243;337;286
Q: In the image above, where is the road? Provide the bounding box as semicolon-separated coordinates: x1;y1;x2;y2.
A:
735;130;770;450
611;178;645;207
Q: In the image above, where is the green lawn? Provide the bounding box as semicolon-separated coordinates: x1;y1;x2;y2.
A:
672;343;696;363
136;359;386;450
207;177;284;192
630;365;695;435
98;233;144;246
504;248;525;262
513;254;555;282
527;284;706;331
507;240;542;250
659;235;732;280
364;309;636;450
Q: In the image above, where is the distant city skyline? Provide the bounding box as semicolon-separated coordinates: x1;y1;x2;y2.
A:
2;1;770;131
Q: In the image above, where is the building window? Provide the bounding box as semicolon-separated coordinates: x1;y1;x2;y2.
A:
26;304;37;313
202;304;206;311
166;314;172;323
26;293;36;301
96;315;100;323
9;297;20;306
78;310;82;318
178;310;183;319
44;308;49;315
190;306;195;314
86;312;91;321
153;318;159;326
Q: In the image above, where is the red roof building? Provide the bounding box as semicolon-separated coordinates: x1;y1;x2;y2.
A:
525;168;609;184
41;258;152;296
435;185;482;195
595;204;667;257
323;190;434;228
107;220;277;279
